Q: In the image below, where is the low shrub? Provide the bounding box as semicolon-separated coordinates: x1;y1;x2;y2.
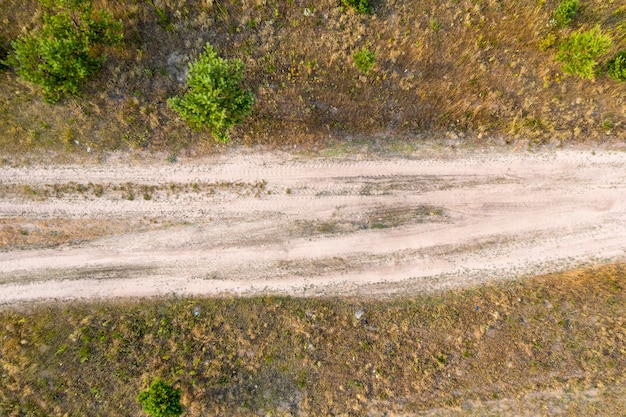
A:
606;51;626;82
168;43;255;143
353;47;376;74
5;0;122;103
556;26;612;79
136;378;184;417
341;0;370;14
553;0;579;27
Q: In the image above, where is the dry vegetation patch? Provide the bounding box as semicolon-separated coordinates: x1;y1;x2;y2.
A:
0;180;268;201
0;0;624;159
0;217;175;251
0;263;624;416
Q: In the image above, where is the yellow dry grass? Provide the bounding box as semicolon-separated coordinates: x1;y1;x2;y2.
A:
0;263;624;416
0;217;174;251
0;0;624;159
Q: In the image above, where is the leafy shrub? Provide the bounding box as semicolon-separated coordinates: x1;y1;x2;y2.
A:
353;47;376;74
606;51;626;82
341;0;370;14
553;0;579;27
168;43;255;143
5;0;122;103
556;27;612;79
136;378;183;417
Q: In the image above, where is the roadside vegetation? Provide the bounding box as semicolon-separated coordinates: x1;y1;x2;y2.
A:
0;0;624;160
5;0;122;103
0;263;624;416
167;43;255;143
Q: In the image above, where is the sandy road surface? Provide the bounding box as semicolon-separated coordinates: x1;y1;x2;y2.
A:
1;149;625;305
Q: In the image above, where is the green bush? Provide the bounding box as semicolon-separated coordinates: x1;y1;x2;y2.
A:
168;43;255;143
5;0;122;103
606;51;626;82
341;0;370;14
556;26;612;79
136;378;184;417
353;47;376;74
553;0;579;27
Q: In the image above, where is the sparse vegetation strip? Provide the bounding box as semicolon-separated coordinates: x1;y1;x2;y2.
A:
0;0;624;155
0;179;268;201
0;264;623;416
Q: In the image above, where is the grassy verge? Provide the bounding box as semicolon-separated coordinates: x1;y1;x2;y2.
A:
0;0;624;161
1;263;624;416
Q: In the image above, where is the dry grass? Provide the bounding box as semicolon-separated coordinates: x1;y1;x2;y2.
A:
0;180;268;201
291;204;446;236
0;263;624;416
0;0;624;160
0;217;176;251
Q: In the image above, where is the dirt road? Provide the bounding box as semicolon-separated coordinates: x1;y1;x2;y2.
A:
1;149;625;305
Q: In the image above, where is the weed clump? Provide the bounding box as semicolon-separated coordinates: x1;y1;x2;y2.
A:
353;47;376;74
538;33;557;51
556;26;612;79
606;50;626;82
5;0;122;103
168;43;255;143
553;0;579;27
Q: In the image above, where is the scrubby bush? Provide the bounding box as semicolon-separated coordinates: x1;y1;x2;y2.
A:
168;43;255;143
5;0;122;103
136;378;183;417
553;0;579;27
556;26;612;79
606;51;626;82
341;0;370;14
353;47;376;74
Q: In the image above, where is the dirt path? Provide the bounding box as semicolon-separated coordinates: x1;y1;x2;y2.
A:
1;149;625;305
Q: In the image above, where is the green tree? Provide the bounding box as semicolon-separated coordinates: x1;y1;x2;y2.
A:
168;43;255;143
136;378;184;417
556;26;612;79
5;0;122;103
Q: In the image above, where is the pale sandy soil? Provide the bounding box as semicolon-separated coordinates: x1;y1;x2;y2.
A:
0;148;625;305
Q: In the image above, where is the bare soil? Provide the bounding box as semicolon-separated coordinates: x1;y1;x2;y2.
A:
1;148;625;305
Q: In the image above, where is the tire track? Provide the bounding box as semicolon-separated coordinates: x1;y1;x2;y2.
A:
1;149;625;304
